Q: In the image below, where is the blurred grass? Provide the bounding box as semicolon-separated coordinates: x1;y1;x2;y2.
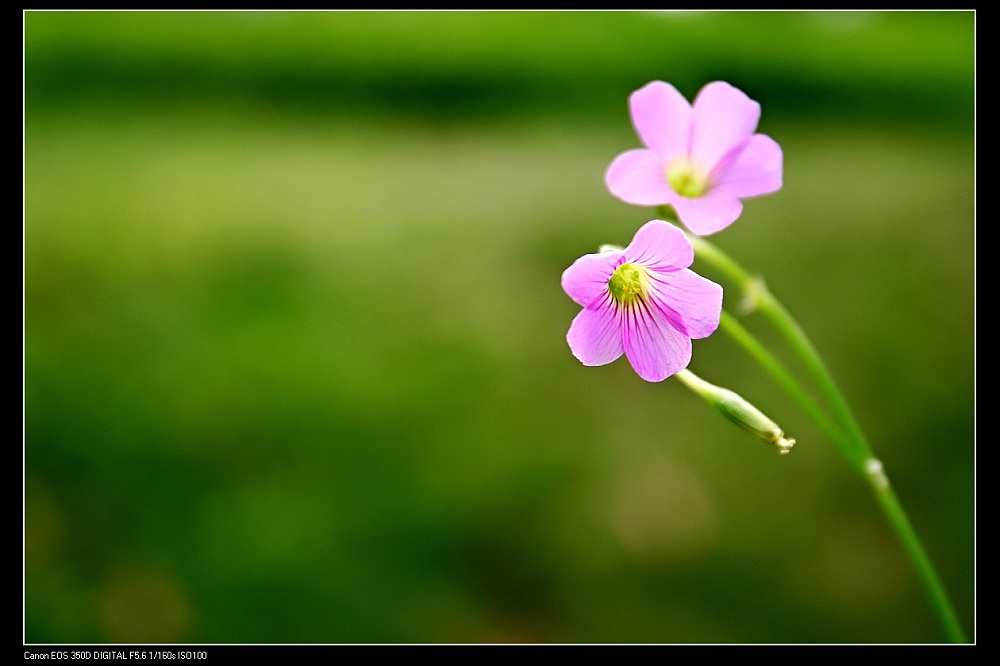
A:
24;10;974;644
26;10;973;127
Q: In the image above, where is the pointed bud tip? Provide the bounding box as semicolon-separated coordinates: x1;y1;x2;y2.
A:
774;435;795;455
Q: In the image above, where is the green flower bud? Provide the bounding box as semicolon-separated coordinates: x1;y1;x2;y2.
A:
675;369;796;455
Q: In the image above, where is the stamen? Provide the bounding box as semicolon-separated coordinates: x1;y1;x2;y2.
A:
608;262;648;306
666;160;710;198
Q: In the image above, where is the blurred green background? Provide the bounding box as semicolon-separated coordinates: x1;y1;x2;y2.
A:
24;10;974;644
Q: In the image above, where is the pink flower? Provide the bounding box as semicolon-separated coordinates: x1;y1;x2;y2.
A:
605;81;783;236
561;220;723;382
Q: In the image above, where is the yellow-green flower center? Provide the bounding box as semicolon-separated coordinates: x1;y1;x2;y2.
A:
608;262;648;306
666;160;710;198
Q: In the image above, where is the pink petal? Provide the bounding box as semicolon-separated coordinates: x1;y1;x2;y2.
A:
624;220;693;271
672;192;744;236
566;298;624;367
629;80;692;162
647;269;723;339
712;134;783;199
622;302;692;382
561;250;621;308
605;149;673;206
691;81;760;172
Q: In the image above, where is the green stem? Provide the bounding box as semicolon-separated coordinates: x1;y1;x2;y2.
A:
686;229;967;643
754;289;872;466
717;311;847;453
686;230;874;467
864;459;969;644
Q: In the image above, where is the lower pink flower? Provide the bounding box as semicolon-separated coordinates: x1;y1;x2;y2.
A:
561;220;723;382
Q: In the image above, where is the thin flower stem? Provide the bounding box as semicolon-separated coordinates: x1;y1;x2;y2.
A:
684;229;967;643
717;311;847;452
684;229;872;468
864;459;969;644
753;289;872;467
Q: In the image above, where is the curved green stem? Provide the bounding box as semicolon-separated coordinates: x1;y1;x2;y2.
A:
754;289;873;467
686;230;874;467
717;311;847;453
685;228;967;643
864;459;969;644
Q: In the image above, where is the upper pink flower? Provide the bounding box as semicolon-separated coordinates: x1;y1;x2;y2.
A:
562;220;723;382
605;81;783;236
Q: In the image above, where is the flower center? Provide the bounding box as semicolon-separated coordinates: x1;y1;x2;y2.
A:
666;160;710;198
608;262;648;306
